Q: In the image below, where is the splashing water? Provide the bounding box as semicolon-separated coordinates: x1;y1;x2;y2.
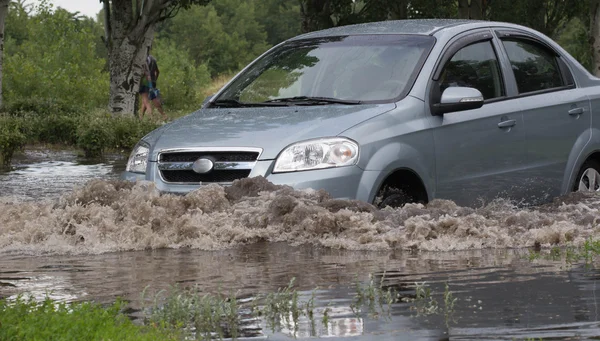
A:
1;176;599;255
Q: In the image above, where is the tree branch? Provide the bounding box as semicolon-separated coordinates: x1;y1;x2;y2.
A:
100;0;111;49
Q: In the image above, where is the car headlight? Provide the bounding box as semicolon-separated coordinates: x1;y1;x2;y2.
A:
273;137;359;173
126;141;150;174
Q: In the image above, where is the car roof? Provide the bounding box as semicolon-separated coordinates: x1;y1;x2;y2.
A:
289;19;484;41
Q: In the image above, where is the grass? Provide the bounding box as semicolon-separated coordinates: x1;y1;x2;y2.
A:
528;238;600;265
442;282;457;326
351;273;397;318
411;281;439;316
199;73;235;100
142;285;243;340
0;295;180;341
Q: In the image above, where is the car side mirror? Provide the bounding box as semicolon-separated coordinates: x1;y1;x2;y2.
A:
431;87;484;116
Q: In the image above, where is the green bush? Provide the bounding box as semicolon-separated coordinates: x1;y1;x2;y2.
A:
76;113;114;158
0;109;162;166
0;115;26;167
34;114;80;145
152;38;211;110
76;111;160;157
4;3;108;110
0;296;179;341
111;115;160;150
5;97;79;117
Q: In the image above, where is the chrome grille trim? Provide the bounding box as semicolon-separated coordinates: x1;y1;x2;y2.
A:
157;147;262;184
158;161;257;171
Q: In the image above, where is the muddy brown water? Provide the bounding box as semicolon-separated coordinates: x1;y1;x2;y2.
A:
2;148;600;340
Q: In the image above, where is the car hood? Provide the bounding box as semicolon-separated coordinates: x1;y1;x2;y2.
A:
148;103;396;160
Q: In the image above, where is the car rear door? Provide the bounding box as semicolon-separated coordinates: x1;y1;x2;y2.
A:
495;30;591;203
428;30;530;207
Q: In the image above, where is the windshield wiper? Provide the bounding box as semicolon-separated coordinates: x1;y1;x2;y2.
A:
262;96;362;105
210;99;252;108
211;98;289;108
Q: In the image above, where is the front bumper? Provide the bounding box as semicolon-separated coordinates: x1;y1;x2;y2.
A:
120;160;372;201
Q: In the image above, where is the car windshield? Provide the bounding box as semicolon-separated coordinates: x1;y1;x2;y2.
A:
214;35;435;105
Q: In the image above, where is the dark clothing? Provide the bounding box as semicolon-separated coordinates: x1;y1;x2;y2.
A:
139;54;159;93
139;81;156;94
147;55;159;82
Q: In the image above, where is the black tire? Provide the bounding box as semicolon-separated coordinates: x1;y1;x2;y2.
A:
375;186;413;209
573;159;600;192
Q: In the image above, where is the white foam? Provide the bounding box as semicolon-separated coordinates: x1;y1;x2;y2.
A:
1;178;599;255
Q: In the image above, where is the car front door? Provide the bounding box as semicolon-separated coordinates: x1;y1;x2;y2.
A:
428;31;530;207
496;31;591;203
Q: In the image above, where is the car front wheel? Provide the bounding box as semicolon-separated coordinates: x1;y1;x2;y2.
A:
575;159;600;192
375;186;413;209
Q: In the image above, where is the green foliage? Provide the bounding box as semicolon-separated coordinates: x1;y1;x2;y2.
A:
408;0;457;19
76;111;161;157
158;5;227;78
0;115;26;167
5;97;79;117
152;39;211;110
556;17;592;72
76;113;113;157
144;285;241;340
0;296;179;341
0;108;161;167
157;0;272;77
350;273;398;319
255;0;302;45
111;115;161;150
33;114;80;145
488;0;584;36
4;1;108;110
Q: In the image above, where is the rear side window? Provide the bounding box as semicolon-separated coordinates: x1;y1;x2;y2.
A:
501;39;564;94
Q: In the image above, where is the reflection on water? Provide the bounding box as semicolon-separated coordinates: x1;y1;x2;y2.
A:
1;245;600;340
2;148;600;339
0;147;125;201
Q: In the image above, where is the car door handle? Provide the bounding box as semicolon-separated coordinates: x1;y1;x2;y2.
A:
497;119;516;128
568;107;584;116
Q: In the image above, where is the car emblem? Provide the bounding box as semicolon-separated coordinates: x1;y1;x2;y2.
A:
192;158;214;174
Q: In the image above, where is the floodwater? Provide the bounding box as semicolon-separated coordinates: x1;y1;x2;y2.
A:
2;148;600;340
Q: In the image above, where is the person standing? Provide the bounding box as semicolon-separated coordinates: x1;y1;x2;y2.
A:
139;47;168;122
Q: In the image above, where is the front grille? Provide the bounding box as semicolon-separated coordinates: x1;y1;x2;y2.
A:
161;170;251;183
158;149;260;184
160;152;259;163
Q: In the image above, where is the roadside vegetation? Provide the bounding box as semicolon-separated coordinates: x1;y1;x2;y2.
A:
0;0;297;168
0;296;180;341
528;238;600;266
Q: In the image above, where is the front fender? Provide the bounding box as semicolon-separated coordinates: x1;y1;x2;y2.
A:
358;142;435;204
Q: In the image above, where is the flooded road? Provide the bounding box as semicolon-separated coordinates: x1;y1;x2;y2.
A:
2;148;600;340
0;147;126;202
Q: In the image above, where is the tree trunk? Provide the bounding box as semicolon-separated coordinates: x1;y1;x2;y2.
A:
457;0;486;19
105;0;156;116
107;27;154;115
0;0;10;109
458;0;470;18
300;0;334;33
469;0;485;20
591;0;600;77
389;0;408;20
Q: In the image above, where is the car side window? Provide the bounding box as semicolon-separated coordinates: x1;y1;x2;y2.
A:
439;41;505;100
501;39;564;94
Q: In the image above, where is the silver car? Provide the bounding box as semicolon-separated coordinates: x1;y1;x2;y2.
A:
122;19;600;207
